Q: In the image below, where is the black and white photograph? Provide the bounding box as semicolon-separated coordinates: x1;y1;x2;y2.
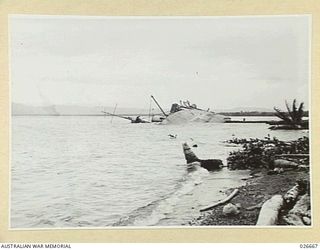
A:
10;15;311;228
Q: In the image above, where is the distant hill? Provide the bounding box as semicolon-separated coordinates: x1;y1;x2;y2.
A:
12;103;150;116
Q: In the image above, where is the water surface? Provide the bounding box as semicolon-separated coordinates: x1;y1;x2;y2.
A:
11;116;307;228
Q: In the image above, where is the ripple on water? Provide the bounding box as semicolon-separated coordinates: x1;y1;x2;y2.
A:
11;116;306;228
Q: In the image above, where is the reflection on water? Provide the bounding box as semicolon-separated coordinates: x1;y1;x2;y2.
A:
11;116;307;228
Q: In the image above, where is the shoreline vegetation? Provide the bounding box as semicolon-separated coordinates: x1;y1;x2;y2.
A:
190;136;310;226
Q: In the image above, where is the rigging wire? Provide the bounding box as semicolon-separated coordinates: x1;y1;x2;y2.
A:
148;97;152;122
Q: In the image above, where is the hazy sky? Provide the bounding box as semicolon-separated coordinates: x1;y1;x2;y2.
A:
10;15;310;110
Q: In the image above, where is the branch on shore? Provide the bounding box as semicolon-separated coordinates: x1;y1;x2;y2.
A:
200;189;239;212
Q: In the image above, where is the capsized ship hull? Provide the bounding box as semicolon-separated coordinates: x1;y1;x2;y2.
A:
161;108;230;124
150;96;230;124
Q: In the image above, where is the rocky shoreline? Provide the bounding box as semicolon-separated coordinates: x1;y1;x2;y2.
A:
189;136;310;226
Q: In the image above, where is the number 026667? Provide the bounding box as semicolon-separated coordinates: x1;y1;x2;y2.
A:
300;244;318;248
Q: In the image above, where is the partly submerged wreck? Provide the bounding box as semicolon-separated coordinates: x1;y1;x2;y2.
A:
151;95;230;124
102;111;150;123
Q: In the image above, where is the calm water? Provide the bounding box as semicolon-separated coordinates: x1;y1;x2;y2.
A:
11;116;308;228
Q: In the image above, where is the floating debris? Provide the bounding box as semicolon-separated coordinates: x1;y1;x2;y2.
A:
168;134;177;139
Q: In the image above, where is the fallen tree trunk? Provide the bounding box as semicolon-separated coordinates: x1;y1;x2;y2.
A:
200;189;239;212
283;194;311;226
256;195;284;226
283;184;300;205
273;159;299;169
284;181;307;206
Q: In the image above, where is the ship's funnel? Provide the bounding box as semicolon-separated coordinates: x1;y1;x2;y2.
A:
170;103;180;113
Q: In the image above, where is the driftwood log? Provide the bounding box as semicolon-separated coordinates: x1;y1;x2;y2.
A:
255;181;310;226
284;180;307;206
256;195;284;226
200;189;239;212
283;194;311;226
273;159;299;169
283;184;300;205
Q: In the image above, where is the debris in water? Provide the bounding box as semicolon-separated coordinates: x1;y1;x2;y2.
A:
182;143;223;171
